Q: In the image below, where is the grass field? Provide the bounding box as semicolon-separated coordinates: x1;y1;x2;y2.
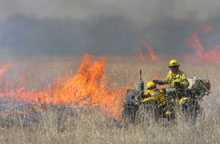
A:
0;55;219;144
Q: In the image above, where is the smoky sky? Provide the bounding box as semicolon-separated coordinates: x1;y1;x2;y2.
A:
0;0;220;56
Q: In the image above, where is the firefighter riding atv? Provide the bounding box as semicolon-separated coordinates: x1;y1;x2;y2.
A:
122;70;210;125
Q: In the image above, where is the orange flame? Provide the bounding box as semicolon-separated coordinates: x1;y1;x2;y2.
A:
204;25;212;33
184;16;188;22
4;54;126;119
0;63;11;84
136;41;159;62
185;26;220;65
143;41;158;62
187;31;205;60
137;48;147;61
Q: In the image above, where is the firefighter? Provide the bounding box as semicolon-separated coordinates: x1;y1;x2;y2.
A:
153;59;189;102
144;81;172;118
153;59;189;91
151;59;189;118
144;81;166;105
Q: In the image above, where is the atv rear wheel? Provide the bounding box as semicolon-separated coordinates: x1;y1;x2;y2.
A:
122;104;137;124
122;89;138;125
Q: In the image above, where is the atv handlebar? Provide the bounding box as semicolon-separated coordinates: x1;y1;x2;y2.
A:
153;80;167;85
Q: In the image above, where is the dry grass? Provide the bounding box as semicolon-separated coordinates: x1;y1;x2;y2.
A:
0;56;220;144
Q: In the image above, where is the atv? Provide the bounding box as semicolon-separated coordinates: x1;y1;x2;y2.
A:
122;70;210;124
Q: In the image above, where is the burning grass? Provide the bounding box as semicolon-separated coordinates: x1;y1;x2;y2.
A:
0;55;220;143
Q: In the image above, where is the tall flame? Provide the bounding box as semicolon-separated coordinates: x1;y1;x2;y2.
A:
4;54;126;119
143;40;158;62
204;25;212;33
137;48;147;61
137;41;159;62
0;63;11;84
186;31;205;60
185;26;220;65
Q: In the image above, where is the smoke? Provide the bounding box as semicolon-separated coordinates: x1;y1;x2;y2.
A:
0;0;220;56
0;15;87;56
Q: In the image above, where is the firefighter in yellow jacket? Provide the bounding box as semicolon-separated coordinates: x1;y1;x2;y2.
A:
144;81;173;117
153;59;189;92
152;59;190;116
144;81;166;106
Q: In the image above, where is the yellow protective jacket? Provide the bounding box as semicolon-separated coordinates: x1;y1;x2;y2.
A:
165;70;189;91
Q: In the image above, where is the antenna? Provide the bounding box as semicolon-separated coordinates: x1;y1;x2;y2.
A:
140;70;142;81
138;69;144;97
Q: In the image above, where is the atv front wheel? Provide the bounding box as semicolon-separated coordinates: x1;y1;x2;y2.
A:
135;102;159;125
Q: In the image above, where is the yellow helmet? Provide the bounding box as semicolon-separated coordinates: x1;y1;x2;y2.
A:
169;59;180;67
147;81;156;90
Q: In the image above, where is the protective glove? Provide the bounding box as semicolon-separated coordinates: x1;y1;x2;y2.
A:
153;80;166;85
153;80;159;84
174;82;181;87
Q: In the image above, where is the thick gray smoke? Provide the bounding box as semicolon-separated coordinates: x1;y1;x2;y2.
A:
0;0;220;56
